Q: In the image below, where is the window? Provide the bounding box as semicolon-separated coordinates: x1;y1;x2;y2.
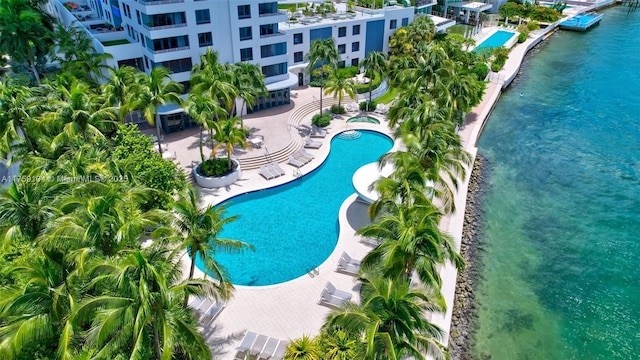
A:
338;44;346;54
239;26;252;41
351;41;360;52
238;4;251;19
390;19;397;29
261;42;286;58
401;17;409;27
260;24;278;37
195;9;210;24
157;57;192;73
136;10;141;25
240;47;253;61
338;60;345;68
293;33;303;44
198;32;212;47
262;62;287;78
258;2;277;16
352;24;360;35
351;58;359;67
149;35;189;52
294;51;303;63
338;26;346;37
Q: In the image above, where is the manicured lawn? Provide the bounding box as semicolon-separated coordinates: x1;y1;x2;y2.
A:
101;39;130;46
376;88;398;104
278;3;305;11
447;24;474;36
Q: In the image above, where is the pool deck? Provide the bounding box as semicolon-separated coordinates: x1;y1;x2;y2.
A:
160;14;597;357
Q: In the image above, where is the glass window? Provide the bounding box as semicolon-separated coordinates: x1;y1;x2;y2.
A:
294;51;303;63
195;9;210;24
258;2;277;15
401;17;409;27
338;26;346;37
262;62;287;77
239;26;252;40
198;32;212;47
260;23;278;37
338;60;345;68
351;58;359;67
390;19;397;29
293;33;303;44
237;4;251;19
352;24;360;35
240;47;253;61
351;41;359;52
338;44;346;54
260;42;287;58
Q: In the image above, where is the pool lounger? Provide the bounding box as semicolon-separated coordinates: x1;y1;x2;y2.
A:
257;337;280;360
271;340;289;360
336;252;361;276
259;165;278;180
299;148;316;160
319;281;352;308
287;155;306;168
304;137;322;149
234;331;258;360
250;334;269;356
198;299;226;324
294;150;313;163
269;162;286;176
310;125;327;138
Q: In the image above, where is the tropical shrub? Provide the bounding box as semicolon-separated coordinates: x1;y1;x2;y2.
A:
518;31;528;43
360;100;377;111
336;66;359;78
199;158;236;177
355;72;382;94
472;63;490;80
330;104;346;114
491;61;504;72
312;113;332;127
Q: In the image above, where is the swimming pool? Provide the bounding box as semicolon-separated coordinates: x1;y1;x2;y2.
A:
197;131;393;286
475;30;517;51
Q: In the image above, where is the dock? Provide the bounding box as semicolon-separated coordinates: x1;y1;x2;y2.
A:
560;13;604;31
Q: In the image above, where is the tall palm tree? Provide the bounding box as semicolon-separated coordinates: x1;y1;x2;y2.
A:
0;80;36;161
306;38;340;116
360;51;388;110
325;272;447;360
211;116;248;170
190;49;238;117
323;71;356;108
232;61;267;127
131;67;184;154
357;202;464;288
172;186;252;294
184;92;223;162
76;245;216;359
103;65;139;120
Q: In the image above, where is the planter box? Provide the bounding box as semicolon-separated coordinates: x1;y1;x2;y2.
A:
193;159;241;188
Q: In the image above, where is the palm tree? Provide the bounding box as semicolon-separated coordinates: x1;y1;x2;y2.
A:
172;186;252;296
184;92;224;162
76;245;216;359
323;71;356;109
131;67;184;154
306;38;340;116
102;65;139;120
0;0;55;85
211;116;248;170
284;335;321;360
232;61;267;127
325;272;448;360
357;202;463;288
0;80;36;161
319;327;363;360
190;49;238;117
360;51;388;110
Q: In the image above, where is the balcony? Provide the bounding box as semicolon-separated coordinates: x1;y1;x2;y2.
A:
139;0;184;5
143;23;187;31
259;10;288;17
152;46;189;54
260;31;286;39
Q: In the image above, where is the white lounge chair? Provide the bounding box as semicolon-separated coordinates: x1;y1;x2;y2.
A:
287;155;305;168
197;299;226;324
259;165;277;180
310;125;327;138
336;252;361;276
348;102;358;112
304;137;322;149
235;331;258;360
360;236;382;247
250;334;269;356
271;340;289;360
319;281;352;308
299;148;315;160
269;162;286;176
257;337;280;360
294;149;313;163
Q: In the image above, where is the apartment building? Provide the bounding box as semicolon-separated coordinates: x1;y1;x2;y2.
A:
47;0;441;133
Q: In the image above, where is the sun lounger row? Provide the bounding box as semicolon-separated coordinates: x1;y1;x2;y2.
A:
347;102;359;112
235;331;289;360
374;104;389;114
310;125;327;138
304;137;322;149
319;281;352;308
188;297;226;325
336;252;361;276
259;162;286;180
287;148;315;168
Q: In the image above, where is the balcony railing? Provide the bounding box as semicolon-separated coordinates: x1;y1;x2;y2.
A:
152;46;189;54
143;23;187;30
260;31;286;39
139;0;184;5
259;10;287;17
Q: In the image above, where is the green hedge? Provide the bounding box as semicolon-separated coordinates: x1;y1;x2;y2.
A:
330;104;346;114
312;113;332;127
199;158;236;177
355;72;382;94
360;100;377;112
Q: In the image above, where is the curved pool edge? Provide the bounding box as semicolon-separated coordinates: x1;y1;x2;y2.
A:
192;122;403;288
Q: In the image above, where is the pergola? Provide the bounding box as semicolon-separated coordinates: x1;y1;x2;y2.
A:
444;1;493;24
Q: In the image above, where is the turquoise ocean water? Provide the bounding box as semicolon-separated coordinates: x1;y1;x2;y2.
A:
472;6;640;359
200;131;392;286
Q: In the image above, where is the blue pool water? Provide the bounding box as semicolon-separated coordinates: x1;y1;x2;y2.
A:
198;131;393;286
475;30;516;51
473;6;640;359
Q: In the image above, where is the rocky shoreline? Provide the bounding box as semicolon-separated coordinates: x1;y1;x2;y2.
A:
448;154;490;360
